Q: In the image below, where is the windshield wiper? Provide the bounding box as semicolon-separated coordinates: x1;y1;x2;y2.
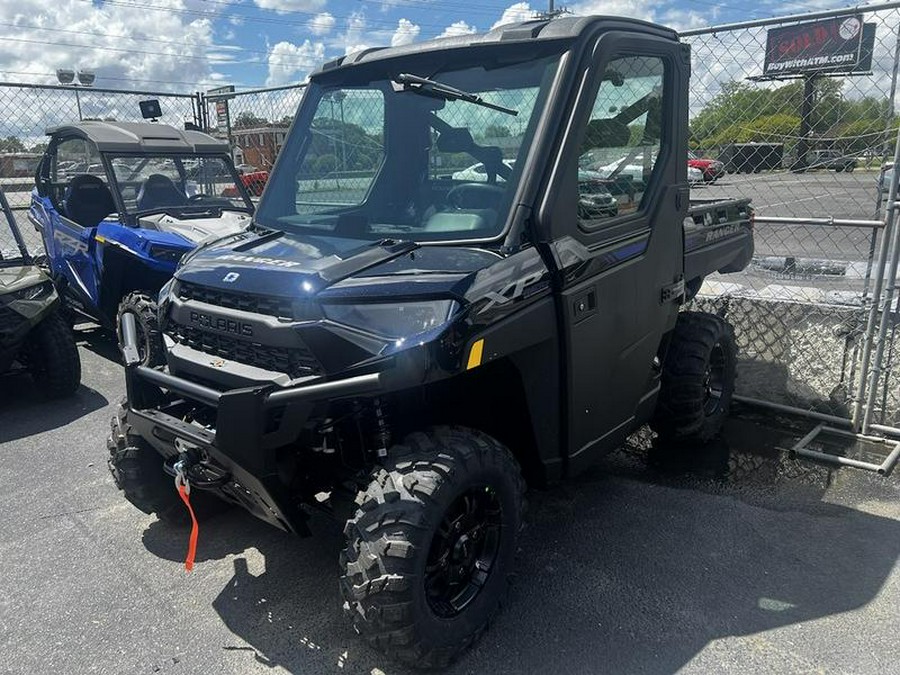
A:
393;73;518;116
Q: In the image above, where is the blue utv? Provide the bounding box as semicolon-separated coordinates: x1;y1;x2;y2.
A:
29;121;255;363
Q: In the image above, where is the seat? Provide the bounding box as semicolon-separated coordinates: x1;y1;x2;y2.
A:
62;175;116;227
136;174;188;211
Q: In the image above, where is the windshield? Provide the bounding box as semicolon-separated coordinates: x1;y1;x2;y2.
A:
255;51;562;243
109;154;252;216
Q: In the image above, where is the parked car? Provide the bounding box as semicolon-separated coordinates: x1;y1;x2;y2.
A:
30;121;256;362
878;163;895;197
688;165;705;184
793;149;857;173
688;151;725;182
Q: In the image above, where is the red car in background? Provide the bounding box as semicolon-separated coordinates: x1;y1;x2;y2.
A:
688;151;725;183
221;169;269;198
240;170;269;197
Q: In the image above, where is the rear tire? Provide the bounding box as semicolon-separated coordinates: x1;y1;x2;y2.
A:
107;400;227;525
23;310;81;398
340;427;525;669
652;312;737;443
116;291;164;367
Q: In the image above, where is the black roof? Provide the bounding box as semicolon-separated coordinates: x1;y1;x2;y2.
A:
317;16;678;75
45;121;229;155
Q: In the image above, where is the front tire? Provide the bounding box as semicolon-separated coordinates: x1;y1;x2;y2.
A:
340;427;525;669
107;400;227;524
652;312;737;443
116;291;164;367
23;310;81;398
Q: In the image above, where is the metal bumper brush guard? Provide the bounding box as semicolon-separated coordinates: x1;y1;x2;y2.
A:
118;311;388;533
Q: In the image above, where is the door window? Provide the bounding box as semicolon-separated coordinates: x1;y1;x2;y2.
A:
577;56;666;226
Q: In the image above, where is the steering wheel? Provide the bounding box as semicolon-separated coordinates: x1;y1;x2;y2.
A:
446;183;505;210
188;193;207;202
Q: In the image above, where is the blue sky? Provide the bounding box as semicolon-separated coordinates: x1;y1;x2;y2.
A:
0;0;863;92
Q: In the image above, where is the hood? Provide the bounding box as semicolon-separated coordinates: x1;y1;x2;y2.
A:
175;230;501;300
139;210;251;245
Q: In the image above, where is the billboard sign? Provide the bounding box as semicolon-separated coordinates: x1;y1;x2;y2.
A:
207;85;235;133
764;16;868;76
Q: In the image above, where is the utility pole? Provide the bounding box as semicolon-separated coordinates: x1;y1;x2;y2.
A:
537;0;568;19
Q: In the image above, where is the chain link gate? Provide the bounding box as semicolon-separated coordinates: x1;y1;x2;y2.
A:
682;3;900;471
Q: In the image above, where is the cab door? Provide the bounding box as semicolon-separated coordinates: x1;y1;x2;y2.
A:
42;138;108;315
539;33;690;474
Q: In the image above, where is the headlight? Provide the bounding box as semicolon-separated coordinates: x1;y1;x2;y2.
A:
14;281;53;301
323;300;457;339
149;244;187;264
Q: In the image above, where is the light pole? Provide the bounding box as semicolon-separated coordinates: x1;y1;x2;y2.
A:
56;69;96;121
333;90;347;172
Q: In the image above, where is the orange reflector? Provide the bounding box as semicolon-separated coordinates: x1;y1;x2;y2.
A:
466;339;484;370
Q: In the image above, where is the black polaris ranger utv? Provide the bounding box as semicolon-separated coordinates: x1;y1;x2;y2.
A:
109;15;753;668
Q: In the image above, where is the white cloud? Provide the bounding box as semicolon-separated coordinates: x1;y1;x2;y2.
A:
307;12;336;36
252;0;326;14
491;3;536;30
341;12;370;55
0;0;224;90
568;0;655;22
439;21;477;38
266;39;325;86
391;18;420;47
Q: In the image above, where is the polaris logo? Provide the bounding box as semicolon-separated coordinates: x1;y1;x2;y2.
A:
223;272;240;283
189;311;254;337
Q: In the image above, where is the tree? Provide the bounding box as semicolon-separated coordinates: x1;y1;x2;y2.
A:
313;154;337;176
0;136;26;153
483;124;511;139
233;111;269;129
690;78;857;151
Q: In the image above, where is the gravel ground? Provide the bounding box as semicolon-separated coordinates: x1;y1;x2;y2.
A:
1;331;899;675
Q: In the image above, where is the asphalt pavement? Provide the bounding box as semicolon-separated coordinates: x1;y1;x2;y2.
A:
1;330;898;674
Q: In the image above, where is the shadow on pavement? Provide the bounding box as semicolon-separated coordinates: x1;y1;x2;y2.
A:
0;370;108;443
73;323;121;363
139;416;900;674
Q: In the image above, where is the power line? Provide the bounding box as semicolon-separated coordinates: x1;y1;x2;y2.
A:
0;69;244;89
80;0;475;33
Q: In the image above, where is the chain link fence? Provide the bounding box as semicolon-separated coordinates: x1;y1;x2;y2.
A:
203;84;305;197
0;81;200;249
2;7;900;431
682;3;900;427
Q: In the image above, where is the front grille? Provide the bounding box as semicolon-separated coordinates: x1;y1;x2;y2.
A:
178;282;293;319
166;322;322;379
0;305;25;336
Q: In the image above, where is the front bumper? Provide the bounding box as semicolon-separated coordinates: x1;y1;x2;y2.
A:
120;313;399;533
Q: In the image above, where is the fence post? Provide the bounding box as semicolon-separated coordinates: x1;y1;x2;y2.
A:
853;118;900;430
